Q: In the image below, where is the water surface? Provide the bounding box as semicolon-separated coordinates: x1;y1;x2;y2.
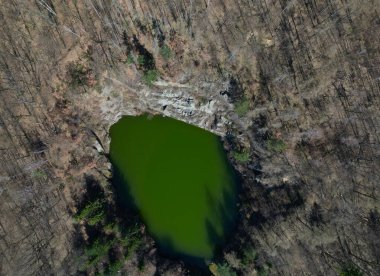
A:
110;115;237;260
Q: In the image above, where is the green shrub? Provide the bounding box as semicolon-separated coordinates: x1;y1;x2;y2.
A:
209;263;237;276
339;264;363;276
143;69;158;86
266;138;286;152
137;55;145;65
68;63;89;86
126;53;134;64
242;247;257;265
257;267;270;276
124;238;141;260
104;222;117;233
85;239;114;258
119;234;133;247
31;169;47;179
121;229;141;259
159;44;172;60
87;210;106;226
233;150;250;163
234;99;250;116
82;239;114;270
107;259;124;275
138;259;145;271
74;199;105;223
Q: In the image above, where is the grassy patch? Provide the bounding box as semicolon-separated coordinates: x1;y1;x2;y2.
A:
68;62;90;87
104;222;117;233
137;55;145;65
209;263;237;276
31;169;47;179
234;99;250;117
106;259;124;275
242;247;258;265
74;199;105;223
233;150;250;163
126;53;134;64
143;69;158;86
339;264;363;276
81;239;114;271
257;265;271;276
266;138;286;152
159;44;172;60
221;247;270;275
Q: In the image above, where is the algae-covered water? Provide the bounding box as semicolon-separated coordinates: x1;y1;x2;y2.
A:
109;115;237;260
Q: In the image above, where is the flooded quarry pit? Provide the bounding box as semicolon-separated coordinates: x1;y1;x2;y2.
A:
109;115;238;261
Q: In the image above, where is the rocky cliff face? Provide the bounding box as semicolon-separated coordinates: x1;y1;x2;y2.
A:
0;0;379;275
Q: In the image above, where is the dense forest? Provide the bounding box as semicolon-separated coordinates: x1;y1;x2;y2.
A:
0;0;379;275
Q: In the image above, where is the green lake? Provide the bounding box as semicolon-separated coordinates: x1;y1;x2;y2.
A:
109;115;237;260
